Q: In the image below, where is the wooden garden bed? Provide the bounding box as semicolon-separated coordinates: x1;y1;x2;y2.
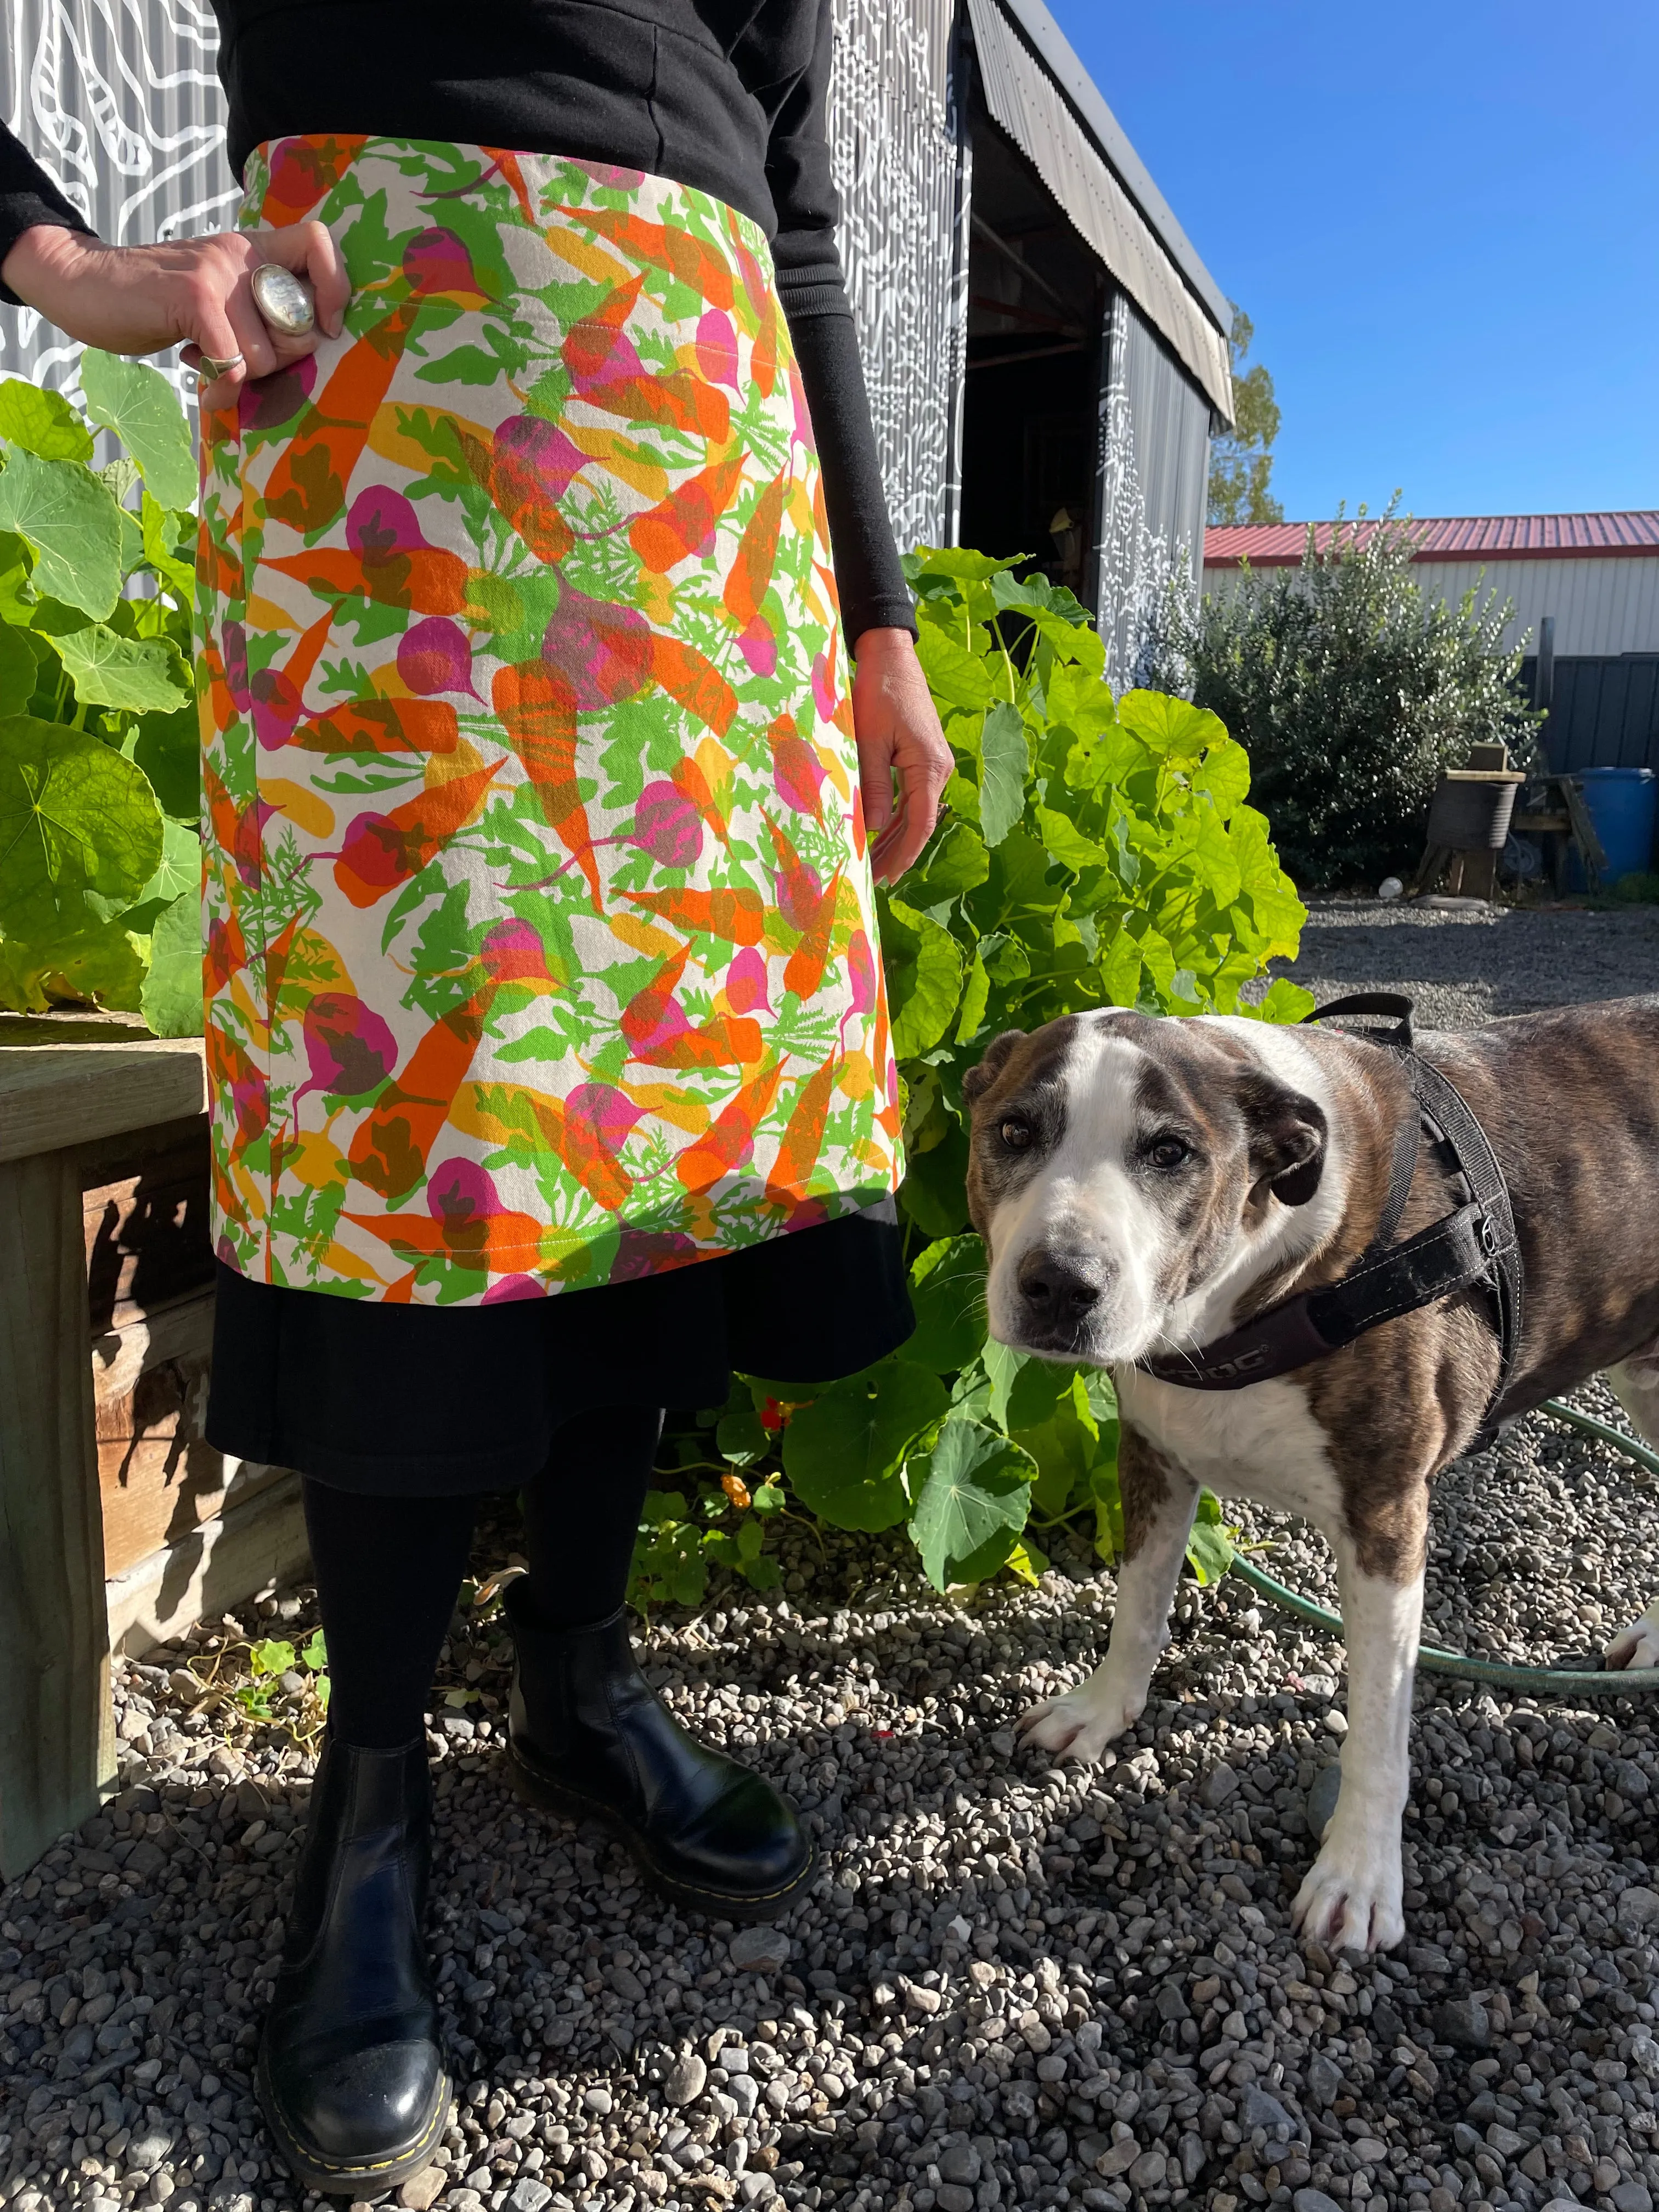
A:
0;1017;307;1877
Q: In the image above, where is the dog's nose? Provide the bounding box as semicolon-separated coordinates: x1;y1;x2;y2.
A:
1016;1249;1102;1322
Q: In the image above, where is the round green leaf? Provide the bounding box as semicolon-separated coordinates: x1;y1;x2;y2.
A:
0;378;93;463
907;1417;1035;1590
0;448;123;618
884;899;965;1058
80;350;198;511
139;889;204;1037
906;1234;988;1373
782;1359;948;1532
49;623;191;713
979;701;1030;848
1117;690;1229;764
0;713;163;935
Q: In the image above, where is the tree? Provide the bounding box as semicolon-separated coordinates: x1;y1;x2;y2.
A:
1207;307;1284;528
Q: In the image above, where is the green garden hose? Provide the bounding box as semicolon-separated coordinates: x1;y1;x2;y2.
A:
1227;1398;1659;1696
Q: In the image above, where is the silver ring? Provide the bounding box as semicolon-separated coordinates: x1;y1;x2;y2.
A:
250;262;316;337
194;353;243;381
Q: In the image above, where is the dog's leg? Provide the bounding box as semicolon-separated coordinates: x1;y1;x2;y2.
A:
1018;1428;1197;1763
1291;1500;1426;1955
1603;1347;1659;1669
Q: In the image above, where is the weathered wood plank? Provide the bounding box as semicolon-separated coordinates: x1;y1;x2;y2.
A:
108;1467;309;1659
0;1150;114;1877
0;1039;207;1168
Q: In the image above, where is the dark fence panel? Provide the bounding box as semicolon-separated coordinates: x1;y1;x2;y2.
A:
1518;653;1659;774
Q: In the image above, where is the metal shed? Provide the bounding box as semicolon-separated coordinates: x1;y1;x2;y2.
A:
2;0;1232;685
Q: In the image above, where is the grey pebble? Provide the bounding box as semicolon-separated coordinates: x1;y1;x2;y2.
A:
665;2052;707;2106
1293;2193;1344;2212
1306;1762;1342;1838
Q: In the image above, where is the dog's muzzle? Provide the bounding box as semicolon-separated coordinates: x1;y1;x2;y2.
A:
1013;1246;1107;1355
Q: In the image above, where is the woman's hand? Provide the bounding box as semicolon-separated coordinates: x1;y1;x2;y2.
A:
0;221;349;410
850;627;952;885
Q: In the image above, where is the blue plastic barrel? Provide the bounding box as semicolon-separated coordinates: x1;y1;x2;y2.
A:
1567;766;1657;890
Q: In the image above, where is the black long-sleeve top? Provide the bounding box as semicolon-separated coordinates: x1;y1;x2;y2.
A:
0;0;913;641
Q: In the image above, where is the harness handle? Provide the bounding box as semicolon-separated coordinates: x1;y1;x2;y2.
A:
1299;991;1415;1051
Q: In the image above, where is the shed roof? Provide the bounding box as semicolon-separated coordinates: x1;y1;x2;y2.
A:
1205;514;1659;567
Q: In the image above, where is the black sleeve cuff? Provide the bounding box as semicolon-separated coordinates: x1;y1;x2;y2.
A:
0;199;96;308
777;269;916;648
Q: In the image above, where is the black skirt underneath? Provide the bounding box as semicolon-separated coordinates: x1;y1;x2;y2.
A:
205;1204;914;1494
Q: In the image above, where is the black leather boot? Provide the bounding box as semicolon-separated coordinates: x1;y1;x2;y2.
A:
255;1736;450;2196
503;1582;812;1920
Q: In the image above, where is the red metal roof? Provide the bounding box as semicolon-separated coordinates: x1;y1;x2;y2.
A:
1204;512;1659;566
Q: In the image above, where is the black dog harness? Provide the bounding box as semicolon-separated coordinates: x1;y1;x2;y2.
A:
1138;994;1523;1448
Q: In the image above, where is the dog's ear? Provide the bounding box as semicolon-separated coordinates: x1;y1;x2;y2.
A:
962;1029;1026;1107
1239;1073;1328;1207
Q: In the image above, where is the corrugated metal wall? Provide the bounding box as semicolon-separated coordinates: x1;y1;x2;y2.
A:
1399;556;1659;659
1;0;234;403
1093;292;1212;690
1203;555;1659;661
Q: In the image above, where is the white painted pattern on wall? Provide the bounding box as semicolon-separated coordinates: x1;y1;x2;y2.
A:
2;0;236;400
826;0;960;552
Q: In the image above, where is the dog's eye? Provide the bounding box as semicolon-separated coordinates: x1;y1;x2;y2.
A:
1148;1136;1192;1171
999;1118;1032;1152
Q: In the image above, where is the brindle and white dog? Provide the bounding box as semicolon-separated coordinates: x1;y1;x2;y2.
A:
962;998;1659;1954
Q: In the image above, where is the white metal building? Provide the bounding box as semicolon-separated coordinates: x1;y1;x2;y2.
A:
1204;514;1659;771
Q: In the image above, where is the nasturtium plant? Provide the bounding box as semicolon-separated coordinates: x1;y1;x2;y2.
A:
643;549;1315;1607
0;362;199;1027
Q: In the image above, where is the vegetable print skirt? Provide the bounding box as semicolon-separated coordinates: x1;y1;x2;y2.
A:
198;138;902;1307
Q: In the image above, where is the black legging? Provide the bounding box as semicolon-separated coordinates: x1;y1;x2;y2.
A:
303;1403;663;1748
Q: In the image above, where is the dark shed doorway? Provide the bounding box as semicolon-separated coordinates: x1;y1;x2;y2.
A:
957;108;1107;604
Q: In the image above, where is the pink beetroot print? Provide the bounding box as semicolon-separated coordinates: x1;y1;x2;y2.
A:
608;1228;702;1282
296;992;399;1104
428;1156;504;1224
542;585;652;706
771;730;826;817
398;615;478;697
633;781;704;868
725;947;771;1015
403;225;482;297
492;413;585;505
736;613;777;679
479;919;555;987
482;1274;549;1302
347;486;429;561
696;308;740;387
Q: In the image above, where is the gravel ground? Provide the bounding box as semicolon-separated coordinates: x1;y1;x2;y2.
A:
7;903;1659;2212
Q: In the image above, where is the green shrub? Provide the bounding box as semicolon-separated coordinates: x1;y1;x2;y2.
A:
1145;506;1542;890
646;548;1313;1606
0;365;199;1025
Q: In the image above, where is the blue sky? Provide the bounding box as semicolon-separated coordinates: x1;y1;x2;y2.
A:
1047;0;1659;522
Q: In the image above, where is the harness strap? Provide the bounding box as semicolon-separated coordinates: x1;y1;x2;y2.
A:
1137;997;1523;1444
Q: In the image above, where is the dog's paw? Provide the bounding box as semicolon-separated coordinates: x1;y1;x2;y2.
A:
1607;1604;1659;1672
1291;1832;1404;1955
1017;1677;1141;1764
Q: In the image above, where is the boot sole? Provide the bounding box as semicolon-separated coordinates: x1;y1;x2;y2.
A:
505;1740;815;1924
255;2043;452;2201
